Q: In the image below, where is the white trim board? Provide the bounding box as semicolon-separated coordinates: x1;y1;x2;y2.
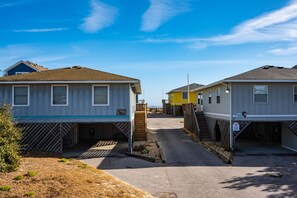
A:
245;115;297;118
51;84;69;106
12;85;30;107
203;112;231;118
282;145;297;153
92;84;110;106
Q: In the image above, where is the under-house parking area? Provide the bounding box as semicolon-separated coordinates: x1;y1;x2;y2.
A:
235;122;297;155
63;123;128;159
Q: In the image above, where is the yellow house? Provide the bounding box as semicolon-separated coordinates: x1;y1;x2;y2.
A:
166;83;204;115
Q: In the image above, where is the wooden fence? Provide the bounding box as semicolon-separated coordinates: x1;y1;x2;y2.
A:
183;103;200;138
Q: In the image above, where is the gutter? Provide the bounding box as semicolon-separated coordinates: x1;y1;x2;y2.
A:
0;80;141;84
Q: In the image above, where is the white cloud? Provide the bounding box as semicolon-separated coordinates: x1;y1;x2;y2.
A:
0;3;16;8
142;0;297;48
268;46;297;55
141;0;191;32
13;28;69;33
80;0;118;33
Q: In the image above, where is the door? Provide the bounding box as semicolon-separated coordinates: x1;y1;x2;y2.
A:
197;93;203;111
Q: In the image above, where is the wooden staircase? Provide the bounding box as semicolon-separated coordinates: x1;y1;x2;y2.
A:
195;112;211;141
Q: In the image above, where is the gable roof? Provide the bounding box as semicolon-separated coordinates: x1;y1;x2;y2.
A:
167;83;204;94
196;65;297;91
225;65;297;81
0;66;141;93
4;60;48;73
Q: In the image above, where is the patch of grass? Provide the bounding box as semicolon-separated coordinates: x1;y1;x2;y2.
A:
13;175;24;180
0;185;11;191
77;163;88;169
25;170;37;177
141;148;149;154
24;191;35;197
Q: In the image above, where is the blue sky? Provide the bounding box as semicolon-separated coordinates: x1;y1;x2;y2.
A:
1;0;297;106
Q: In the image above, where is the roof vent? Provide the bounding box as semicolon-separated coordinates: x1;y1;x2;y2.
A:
72;66;83;69
263;66;269;69
277;66;284;69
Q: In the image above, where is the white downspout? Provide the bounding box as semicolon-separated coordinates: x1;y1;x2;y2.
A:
229;83;233;150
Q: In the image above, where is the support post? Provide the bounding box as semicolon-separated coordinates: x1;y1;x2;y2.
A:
128;127;133;153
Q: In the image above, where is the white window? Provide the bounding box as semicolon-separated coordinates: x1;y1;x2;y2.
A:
12;85;30;106
293;85;297;103
216;88;221;104
182;92;188;100
15;72;29;75
92;85;109;106
51;85;68;106
254;85;268;103
208;92;212;104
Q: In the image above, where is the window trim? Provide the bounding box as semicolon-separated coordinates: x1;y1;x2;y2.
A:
15;72;29;75
51;84;69;106
216;88;221;104
253;85;268;103
92;84;110;106
208;91;212;104
182;92;188;100
12;85;30;107
293;85;297;103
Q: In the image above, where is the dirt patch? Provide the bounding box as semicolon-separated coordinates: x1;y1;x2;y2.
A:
0;157;152;198
132;141;162;163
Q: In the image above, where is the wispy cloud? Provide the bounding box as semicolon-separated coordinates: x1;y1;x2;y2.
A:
268;45;297;55
141;0;191;32
13;28;69;33
80;0;118;33
0;3;16;8
142;0;297;48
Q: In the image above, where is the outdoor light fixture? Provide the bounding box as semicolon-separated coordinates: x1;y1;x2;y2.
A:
225;86;230;93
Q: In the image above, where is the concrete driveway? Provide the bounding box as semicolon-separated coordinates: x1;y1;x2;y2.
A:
83;113;297;198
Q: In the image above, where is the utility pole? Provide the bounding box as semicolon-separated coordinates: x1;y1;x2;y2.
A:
187;73;190;103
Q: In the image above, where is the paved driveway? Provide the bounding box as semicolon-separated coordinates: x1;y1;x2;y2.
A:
83;113;297;198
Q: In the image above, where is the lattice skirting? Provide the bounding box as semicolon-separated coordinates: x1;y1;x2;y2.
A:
233;121;251;139
113;122;131;138
18;123;75;153
283;121;297;137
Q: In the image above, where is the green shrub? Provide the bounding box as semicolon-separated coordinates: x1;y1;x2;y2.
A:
25;192;35;197
141;148;149;154
0;185;11;191
14;175;24;180
0;105;22;172
77;163;88;169
58;158;69;163
26;170;37;177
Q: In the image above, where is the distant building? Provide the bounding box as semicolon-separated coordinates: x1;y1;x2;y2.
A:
165;83;204;116
4;60;48;76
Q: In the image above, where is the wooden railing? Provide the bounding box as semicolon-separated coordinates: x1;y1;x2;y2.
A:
136;103;147;112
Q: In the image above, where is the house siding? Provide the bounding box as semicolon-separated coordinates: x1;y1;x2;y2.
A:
168;92;197;106
199;84;231;120
0;83;131;123
7;63;37;75
232;83;297;121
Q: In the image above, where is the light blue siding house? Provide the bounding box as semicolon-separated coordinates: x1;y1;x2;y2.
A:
0;65;141;153
194;65;297;153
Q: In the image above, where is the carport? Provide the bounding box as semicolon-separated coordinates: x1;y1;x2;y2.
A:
234;122;297;155
62;123;128;158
